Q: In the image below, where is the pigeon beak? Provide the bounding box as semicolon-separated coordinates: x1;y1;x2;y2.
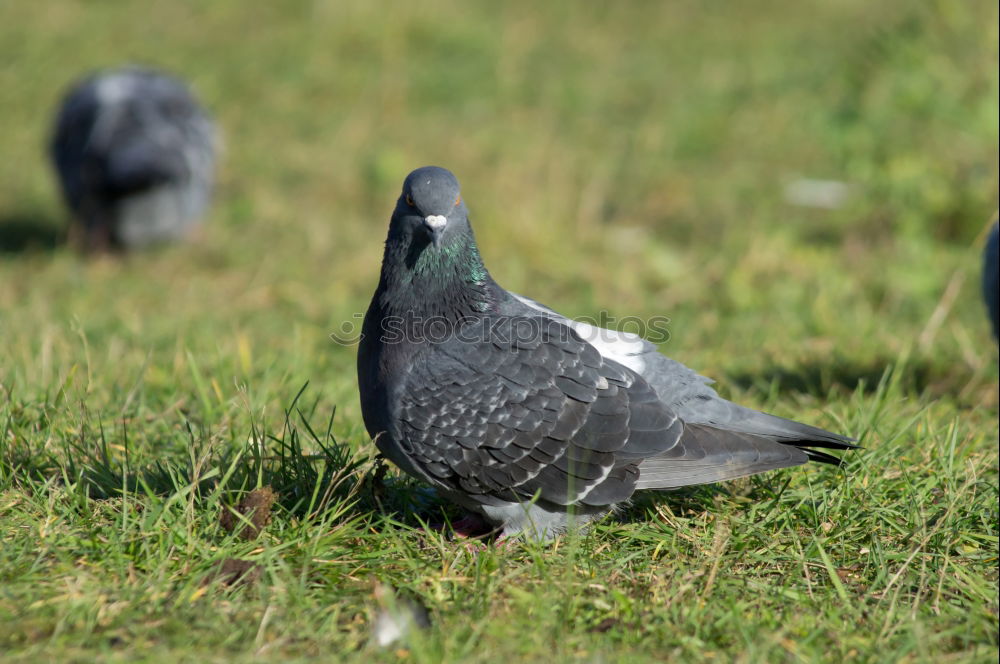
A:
423;215;447;248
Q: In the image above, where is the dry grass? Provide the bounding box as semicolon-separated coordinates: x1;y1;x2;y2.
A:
0;1;997;662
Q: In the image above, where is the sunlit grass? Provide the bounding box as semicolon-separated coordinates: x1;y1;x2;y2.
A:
0;0;997;662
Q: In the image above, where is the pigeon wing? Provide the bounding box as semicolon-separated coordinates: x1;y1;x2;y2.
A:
396;316;684;508
506;293;855;450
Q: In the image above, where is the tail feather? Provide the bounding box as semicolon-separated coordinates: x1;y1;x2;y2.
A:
800;447;847;465
635;423;817;490
747;409;857;448
677;398;857;449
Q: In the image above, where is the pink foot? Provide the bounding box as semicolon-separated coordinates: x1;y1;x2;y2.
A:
448;514;495;538
425;513;500;539
461;534;519;555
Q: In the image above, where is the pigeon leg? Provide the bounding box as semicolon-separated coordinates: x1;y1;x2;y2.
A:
424;513;495;538
461;533;519;555
447;513;495;538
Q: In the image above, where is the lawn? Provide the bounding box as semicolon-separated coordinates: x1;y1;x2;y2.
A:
0;1;997;662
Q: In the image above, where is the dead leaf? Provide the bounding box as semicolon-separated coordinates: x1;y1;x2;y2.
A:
220;487;277;541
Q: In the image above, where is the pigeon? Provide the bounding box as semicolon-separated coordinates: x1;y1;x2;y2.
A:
984;221;999;340
49;66;216;250
357;166;856;540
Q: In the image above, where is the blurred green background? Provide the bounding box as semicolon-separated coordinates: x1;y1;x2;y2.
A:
0;1;997;662
1;0;996;415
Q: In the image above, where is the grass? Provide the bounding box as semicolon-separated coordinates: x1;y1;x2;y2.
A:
0;0;997;661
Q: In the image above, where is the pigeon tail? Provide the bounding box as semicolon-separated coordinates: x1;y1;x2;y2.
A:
700;403;858;449
635;424;825;490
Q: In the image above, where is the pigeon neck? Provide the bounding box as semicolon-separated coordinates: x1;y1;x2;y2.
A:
378;230;499;321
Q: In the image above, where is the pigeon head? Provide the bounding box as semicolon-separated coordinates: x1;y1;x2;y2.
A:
392;166;468;249
375;167;496;318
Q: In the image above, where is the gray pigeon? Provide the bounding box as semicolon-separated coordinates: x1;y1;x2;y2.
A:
49;66;216;250
358;166;856;540
984;221;999;339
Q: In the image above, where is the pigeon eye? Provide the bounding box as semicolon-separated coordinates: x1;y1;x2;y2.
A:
405;194;415;207
454;194;461;206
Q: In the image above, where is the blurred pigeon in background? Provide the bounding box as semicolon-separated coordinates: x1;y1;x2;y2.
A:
984;221;999;339
49;66;216;250
357;166;856;541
